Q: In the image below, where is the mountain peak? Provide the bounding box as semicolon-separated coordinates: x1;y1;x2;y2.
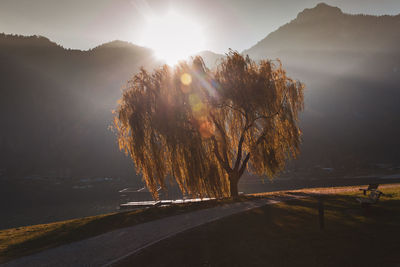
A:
93;40;139;50
314;2;340;10
296;2;343;22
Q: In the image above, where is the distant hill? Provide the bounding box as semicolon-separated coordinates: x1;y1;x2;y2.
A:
195;50;225;69
245;3;400;57
244;3;400;169
244;3;400;83
0;34;159;178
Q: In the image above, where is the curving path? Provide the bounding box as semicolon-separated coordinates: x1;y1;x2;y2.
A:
2;197;300;267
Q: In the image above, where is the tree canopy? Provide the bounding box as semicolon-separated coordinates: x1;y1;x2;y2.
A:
114;51;304;198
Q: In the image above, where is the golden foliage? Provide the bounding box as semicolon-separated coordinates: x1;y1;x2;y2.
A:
114;51;304;198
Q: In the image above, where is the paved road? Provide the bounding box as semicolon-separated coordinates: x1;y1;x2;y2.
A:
2;197;294;267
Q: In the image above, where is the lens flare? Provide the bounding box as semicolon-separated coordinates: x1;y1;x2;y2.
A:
180;73;192;85
189;94;200;107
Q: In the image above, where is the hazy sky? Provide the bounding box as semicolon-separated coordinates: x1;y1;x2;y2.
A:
1;0;400;53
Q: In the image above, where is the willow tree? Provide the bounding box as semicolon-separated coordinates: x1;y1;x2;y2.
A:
114;51;304;198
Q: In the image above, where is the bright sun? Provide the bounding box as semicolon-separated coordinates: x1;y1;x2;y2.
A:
139;11;205;65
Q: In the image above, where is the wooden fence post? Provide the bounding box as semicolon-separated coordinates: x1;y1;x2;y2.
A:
318;197;324;230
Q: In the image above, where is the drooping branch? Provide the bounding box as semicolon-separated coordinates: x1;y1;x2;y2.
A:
251;89;288;125
232;93;286;173
216;103;247;119
239;152;251;177
210;113;230;165
233;134;245;171
253;112;279;123
233;123;251;171
255;131;268;146
211;136;232;173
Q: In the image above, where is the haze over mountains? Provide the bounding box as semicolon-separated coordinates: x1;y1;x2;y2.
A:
0;36;163;179
245;3;400;82
1;2;399;182
244;3;400;170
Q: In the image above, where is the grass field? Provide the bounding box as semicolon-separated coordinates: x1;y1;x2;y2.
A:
118;184;400;266
0;197;245;263
1;184;399;266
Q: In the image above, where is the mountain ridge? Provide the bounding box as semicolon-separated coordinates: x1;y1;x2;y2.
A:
244;2;400;58
2;3;400;60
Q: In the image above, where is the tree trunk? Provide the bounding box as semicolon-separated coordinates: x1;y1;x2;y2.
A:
229;173;239;198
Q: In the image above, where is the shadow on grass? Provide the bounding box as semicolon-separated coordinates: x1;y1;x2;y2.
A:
1;196;254;263
3;188;400;265
119;189;400;267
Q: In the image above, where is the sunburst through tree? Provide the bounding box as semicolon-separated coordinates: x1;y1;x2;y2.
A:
114;51;304;199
